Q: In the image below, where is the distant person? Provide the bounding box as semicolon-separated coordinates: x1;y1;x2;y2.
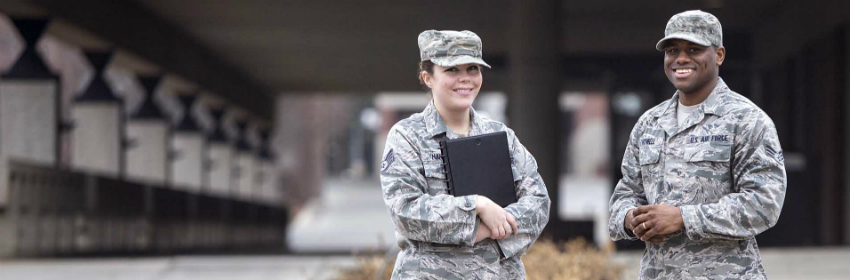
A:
380;30;550;279
608;10;787;279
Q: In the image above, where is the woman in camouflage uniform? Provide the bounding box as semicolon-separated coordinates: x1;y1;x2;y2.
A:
379;30;550;280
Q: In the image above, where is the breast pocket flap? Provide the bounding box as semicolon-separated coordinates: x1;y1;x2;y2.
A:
639;145;661;166
423;162;446;179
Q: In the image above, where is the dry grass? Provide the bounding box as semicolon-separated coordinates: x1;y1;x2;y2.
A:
331;238;624;280
330;254;393;280
523;238;624;280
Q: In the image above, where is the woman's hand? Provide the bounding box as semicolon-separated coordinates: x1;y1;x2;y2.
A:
476;196;518;240
475;222;492;243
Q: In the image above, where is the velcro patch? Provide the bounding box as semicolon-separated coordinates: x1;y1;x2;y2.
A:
381;149;395;172
765;145;784;163
687;134;730;144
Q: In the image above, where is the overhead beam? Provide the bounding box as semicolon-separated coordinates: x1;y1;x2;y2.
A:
0;0;274;119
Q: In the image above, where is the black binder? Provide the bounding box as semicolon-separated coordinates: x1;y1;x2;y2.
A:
439;131;517;208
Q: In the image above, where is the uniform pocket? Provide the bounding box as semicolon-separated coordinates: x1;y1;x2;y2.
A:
396;251;422;276
638;144;662;201
685;143;732;163
683;143;733;202
423;161;445;179
423;161;449;195
639;145;662;166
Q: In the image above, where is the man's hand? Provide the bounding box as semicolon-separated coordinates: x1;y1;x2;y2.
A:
631;202;683;242
476;196;518;240
624;208;637;231
626;208;666;243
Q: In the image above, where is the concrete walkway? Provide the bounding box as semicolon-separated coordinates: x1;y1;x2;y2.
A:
2;248;850;280
286;178;397;253
615;247;850;280
0;255;358;280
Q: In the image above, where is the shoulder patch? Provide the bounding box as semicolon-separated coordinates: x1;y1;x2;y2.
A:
765;145;784;163
381;149;395;172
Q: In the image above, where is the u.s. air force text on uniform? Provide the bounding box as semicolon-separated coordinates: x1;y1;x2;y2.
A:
609;78;787;279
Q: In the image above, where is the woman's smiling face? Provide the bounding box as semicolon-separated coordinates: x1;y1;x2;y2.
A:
422;63;483;113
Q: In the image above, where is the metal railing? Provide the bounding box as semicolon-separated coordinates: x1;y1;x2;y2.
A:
1;161;288;258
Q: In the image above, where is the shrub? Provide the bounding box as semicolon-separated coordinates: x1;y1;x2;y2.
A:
331;238;624;280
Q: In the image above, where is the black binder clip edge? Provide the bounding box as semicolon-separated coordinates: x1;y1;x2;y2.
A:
438;138;454;195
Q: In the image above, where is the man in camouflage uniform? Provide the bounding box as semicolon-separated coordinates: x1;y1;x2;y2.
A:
608;10;787;279
381;30;550;280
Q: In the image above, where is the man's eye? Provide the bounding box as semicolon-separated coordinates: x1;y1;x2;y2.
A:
445;68;458;72
688;48;701;53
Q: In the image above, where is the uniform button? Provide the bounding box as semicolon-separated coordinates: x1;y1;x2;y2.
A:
465;202;472;207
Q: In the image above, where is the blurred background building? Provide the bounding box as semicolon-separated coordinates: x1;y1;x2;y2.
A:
0;0;847;277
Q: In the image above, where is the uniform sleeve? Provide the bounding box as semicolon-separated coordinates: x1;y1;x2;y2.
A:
495;130;551;259
680;113;787;241
380;125;479;246
608;118;648;241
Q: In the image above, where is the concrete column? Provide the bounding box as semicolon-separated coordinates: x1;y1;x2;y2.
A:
170;94;204;191
845;22;850;245
233;119;256;200
206;107;233;197
256;128;279;205
126;75;168;184
0;19;58;206
508;0;565;236
0;18;59;257
71;51;123;177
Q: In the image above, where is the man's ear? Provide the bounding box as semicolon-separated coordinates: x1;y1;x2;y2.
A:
715;46;726;66
420;71;433;88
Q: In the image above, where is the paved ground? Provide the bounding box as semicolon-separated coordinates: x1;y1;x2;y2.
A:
286;178;397;253
3;247;850;280
615;247;850;280
2;178;849;280
0;255;358;280
285;176;611;252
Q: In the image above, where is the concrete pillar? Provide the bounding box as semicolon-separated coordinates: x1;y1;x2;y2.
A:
256;128;279;205
170;94;204;192
233;119;256;201
508;0;566;237
125;75;168;184
0;19;58;205
0;18;59;258
845;22;850;245
206;107;233;197
71;51;123;177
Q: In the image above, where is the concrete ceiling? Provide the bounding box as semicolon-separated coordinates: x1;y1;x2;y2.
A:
1;0;779;100
134;0;777;93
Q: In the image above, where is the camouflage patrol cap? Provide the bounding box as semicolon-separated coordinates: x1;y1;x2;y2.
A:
418;30;491;68
656;10;723;51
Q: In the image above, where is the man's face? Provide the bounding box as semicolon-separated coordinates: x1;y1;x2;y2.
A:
663;39;725;95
